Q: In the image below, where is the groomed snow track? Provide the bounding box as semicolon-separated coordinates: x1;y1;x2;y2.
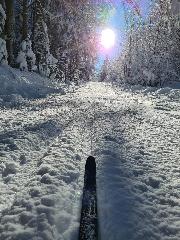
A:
0;82;180;240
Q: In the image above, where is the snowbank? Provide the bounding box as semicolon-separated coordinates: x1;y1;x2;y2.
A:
0;65;64;99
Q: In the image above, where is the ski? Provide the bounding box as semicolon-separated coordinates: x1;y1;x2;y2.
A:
79;156;98;240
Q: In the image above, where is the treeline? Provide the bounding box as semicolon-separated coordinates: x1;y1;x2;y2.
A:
0;0;99;84
105;0;180;87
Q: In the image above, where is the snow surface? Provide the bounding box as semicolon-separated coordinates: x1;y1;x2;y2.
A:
0;65;64;99
0;81;180;240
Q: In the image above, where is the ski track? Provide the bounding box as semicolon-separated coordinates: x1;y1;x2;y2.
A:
0;82;180;240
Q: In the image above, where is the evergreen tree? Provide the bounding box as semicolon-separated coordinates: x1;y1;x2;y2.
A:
110;0;180;87
33;0;59;78
16;35;36;71
4;0;15;65
0;3;7;64
100;56;109;82
0;0;102;85
47;0;99;84
0;0;5;9
22;0;28;40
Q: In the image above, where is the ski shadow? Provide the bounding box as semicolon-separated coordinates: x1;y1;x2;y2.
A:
95;135;141;240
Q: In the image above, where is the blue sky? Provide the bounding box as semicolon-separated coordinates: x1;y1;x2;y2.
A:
96;0;152;69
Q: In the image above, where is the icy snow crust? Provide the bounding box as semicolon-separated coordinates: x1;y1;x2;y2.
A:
0;82;180;240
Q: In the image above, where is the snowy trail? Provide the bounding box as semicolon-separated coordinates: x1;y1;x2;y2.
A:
0;82;180;240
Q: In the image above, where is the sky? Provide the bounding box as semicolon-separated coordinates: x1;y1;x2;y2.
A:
96;0;153;70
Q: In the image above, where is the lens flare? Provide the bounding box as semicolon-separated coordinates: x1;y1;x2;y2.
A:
100;28;115;49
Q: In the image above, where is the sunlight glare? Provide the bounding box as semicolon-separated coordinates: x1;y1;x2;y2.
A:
100;28;115;49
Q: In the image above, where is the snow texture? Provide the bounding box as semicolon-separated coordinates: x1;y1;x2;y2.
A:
0;65;64;99
0;81;180;240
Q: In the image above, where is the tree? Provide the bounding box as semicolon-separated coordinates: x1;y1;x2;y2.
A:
33;0;59;78
1;0;102;85
0;3;7;64
100;56;109;82
22;0;28;40
5;0;15;65
16;35;36;71
110;0;180;87
47;0;99;84
0;0;5;9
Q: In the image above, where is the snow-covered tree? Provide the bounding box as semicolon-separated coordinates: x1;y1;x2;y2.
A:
110;0;180;87
4;0;15;65
0;3;7;64
33;0;59;79
100;57;109;82
16;35;36;71
14;0;29;56
1;0;102;85
47;0;99;84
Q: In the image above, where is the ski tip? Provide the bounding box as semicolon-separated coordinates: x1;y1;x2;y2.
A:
86;156;96;173
87;156;95;161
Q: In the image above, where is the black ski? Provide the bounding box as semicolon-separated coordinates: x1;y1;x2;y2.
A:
79;156;98;240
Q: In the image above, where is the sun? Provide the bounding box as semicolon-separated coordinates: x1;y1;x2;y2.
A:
100;28;115;49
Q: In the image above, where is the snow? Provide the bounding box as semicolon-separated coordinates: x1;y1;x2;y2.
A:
39;52;58;79
16;37;37;72
0;81;180;240
0;65;64;99
16;51;28;71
